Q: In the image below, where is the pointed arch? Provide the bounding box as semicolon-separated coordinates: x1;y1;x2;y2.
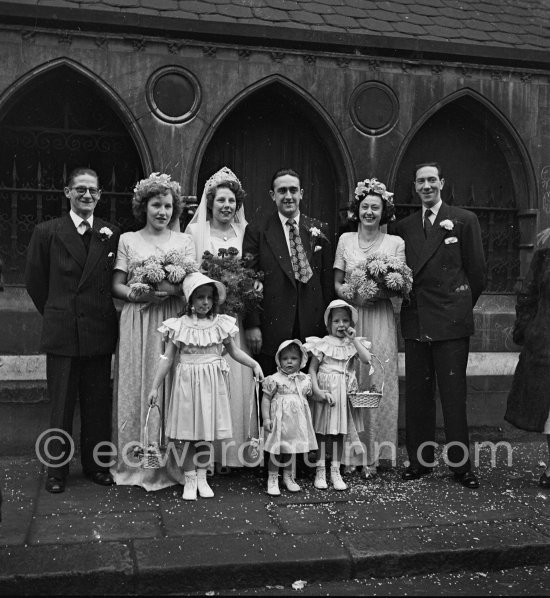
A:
390;87;536;293
0;58;153;174
389;87;536;209
0;59;149;285
191;74;354;210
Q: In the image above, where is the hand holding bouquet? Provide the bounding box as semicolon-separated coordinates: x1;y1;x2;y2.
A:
340;253;412;306
200;248;264;317
129;250;199;298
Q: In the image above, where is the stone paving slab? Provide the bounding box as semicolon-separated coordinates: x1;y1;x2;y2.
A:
162;501;280;536
28;510;163;545
0;542;134;595
0;500;34;546
342;520;550;578
133;533;350;594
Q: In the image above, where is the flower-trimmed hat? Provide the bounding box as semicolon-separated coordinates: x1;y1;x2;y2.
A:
324;299;358;328
182;272;226;305
274;339;309;370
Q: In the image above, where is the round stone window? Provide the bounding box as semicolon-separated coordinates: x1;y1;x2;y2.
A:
147;66;201;124
349;81;398;135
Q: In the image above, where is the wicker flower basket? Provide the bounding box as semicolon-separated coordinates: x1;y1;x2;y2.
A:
142;403;163;469
347;353;384;409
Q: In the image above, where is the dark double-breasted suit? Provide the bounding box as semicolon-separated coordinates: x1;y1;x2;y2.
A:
25;214;120;477
394;202;486;472
243;211;334;373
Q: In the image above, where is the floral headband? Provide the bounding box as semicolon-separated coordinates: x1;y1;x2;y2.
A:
133;172;181;198
354;178;394;205
204;166;242;195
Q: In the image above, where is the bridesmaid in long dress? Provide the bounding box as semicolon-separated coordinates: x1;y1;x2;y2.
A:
111;173;196;490
186;167;257;470
334;178;405;477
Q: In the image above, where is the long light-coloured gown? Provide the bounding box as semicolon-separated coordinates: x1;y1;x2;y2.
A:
334;232;406;467
111;230;196;490
186;221;257;467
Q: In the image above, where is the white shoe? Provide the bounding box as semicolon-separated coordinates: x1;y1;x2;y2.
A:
267;473;281;496
197;468;214;498
330;466;347;491
314;467;328;489
182;471;198;500
283;471;301;492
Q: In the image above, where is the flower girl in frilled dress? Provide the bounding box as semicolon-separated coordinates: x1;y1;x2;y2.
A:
305;300;372;491
148;272;263;500
261;340;318;496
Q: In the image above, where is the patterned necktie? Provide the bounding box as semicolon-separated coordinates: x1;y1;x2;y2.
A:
423;209;433;239
286;219;313;283
81;220;92;252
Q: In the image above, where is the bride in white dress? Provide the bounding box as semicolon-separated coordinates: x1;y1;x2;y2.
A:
186;167;257;470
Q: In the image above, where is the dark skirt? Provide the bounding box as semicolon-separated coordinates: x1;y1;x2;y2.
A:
505;350;550;433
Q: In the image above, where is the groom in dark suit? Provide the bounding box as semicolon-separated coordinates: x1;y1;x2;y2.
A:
25;167;120;493
394;163;486;489
243;168;334;376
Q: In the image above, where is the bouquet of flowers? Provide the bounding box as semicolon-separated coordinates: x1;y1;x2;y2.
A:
200;248;264;318
129;249;199;297
340;253;413;306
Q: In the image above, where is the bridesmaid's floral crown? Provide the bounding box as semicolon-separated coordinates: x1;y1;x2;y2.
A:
354;178;394;204
133;172;182;200
204;167;242;195
348;177;396;223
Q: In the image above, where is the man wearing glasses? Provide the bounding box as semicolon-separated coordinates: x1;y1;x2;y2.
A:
25;167;120;493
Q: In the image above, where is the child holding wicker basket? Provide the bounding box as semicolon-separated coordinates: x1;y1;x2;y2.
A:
305;299;373;491
148;272;263;501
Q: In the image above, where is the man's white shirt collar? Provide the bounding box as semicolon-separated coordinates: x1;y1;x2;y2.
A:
422;200;442;221
69;210;93;232
278;212;300;228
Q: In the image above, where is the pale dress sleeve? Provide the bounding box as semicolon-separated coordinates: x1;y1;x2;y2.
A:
333;234;348;271
157;317;183;347
262;375;277;399
114;233;130;273
395;235;406;263
309;344;325;363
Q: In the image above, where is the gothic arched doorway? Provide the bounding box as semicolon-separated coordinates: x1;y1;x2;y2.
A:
391;93;533;293
0;65;145;286
195;81;350;241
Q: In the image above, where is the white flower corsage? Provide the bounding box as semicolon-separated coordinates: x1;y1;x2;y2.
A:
98;226;113;241
440;219;454;231
310;226;321;237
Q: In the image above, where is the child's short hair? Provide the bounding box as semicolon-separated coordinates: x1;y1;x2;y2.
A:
185;283;220;318
326;305;354;332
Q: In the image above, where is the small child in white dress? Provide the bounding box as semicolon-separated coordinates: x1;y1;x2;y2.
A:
306;300;372;491
148;272;263;500
261;339;318;496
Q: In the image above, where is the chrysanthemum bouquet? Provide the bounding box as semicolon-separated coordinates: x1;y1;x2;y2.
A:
129;249;199;297
340;253;413;306
200;248;264;318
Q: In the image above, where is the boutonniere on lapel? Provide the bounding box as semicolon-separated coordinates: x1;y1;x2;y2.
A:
308;225;328;253
98;227;113;242
440;220;459;244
